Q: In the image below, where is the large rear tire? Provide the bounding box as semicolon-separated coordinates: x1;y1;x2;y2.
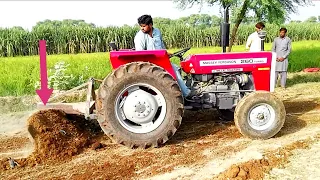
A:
96;62;184;149
234;91;286;139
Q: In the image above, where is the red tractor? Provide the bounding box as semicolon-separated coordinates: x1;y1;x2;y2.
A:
36;4;285;148
86;43;285;149
37;25;286;149
38;44;286;149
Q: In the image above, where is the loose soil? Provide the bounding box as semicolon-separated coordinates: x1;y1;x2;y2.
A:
1;81;320;179
0;109;102;171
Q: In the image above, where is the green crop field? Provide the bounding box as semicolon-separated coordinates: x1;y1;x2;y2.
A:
1;22;320;57
0;40;319;97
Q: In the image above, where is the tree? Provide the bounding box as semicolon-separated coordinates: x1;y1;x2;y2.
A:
173;0;312;52
211;15;222;27
10;26;25;31
153;17;174;26
152;14;222;27
32;19;96;30
305;16;317;23
188;14;212;27
290;20;302;23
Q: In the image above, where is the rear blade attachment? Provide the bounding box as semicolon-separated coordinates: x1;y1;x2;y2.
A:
36;77;101;120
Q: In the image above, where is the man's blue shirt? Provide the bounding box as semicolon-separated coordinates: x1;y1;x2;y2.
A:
134;27;166;50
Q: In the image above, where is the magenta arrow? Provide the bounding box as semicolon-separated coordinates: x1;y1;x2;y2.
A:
36;40;53;105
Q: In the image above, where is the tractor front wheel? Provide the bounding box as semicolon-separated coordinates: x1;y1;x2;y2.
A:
234;91;286;139
96;62;184;149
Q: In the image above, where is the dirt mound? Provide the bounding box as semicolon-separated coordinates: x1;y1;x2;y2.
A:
0;109;102;170
215;137;317;180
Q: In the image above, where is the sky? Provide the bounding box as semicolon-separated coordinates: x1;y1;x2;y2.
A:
0;1;319;30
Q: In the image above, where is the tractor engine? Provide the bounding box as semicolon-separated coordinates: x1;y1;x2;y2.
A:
185;73;251;110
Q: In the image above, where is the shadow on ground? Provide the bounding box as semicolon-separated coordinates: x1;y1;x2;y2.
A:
275;99;320;137
167;109;239;145
167;98;320;144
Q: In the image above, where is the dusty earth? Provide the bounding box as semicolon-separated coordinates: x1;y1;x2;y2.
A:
1;73;320;180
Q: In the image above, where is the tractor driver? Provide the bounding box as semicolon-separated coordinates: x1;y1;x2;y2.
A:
134;14;194;100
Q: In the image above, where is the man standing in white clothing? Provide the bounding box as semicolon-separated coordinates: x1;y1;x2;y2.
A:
245;22;265;52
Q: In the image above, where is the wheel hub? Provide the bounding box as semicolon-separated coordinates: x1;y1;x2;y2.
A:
248;103;275;131
123;89;159;124
115;83;167;134
134;101;151;118
135;103;147;113
257;113;265;120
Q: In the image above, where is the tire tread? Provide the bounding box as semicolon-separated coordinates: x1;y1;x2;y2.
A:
96;62;184;149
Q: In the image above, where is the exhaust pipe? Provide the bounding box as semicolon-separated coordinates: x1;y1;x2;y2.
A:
258;30;267;51
220;3;231;53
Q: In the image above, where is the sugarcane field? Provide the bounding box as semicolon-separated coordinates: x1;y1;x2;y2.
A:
1;1;320;180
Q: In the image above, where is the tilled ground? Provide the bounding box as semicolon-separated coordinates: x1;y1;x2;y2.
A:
1;82;320;180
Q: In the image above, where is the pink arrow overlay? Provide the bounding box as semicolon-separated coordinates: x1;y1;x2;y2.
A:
36;40;53;105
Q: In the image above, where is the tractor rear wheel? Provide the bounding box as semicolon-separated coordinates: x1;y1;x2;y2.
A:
96;62;184;149
234;91;286;139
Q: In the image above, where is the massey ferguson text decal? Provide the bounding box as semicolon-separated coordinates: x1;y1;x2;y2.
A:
212;68;243;73
199;58;268;66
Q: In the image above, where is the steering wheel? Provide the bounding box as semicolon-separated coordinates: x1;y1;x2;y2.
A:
169;47;191;59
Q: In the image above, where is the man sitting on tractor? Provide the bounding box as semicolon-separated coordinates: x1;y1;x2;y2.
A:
134;14;194;100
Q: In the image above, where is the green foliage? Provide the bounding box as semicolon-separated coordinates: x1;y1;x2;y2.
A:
0;52;110;96
0;22;320;57
33;19;96;29
173;0;312;52
305;16;318;23
0;40;319;97
34;61;87;91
